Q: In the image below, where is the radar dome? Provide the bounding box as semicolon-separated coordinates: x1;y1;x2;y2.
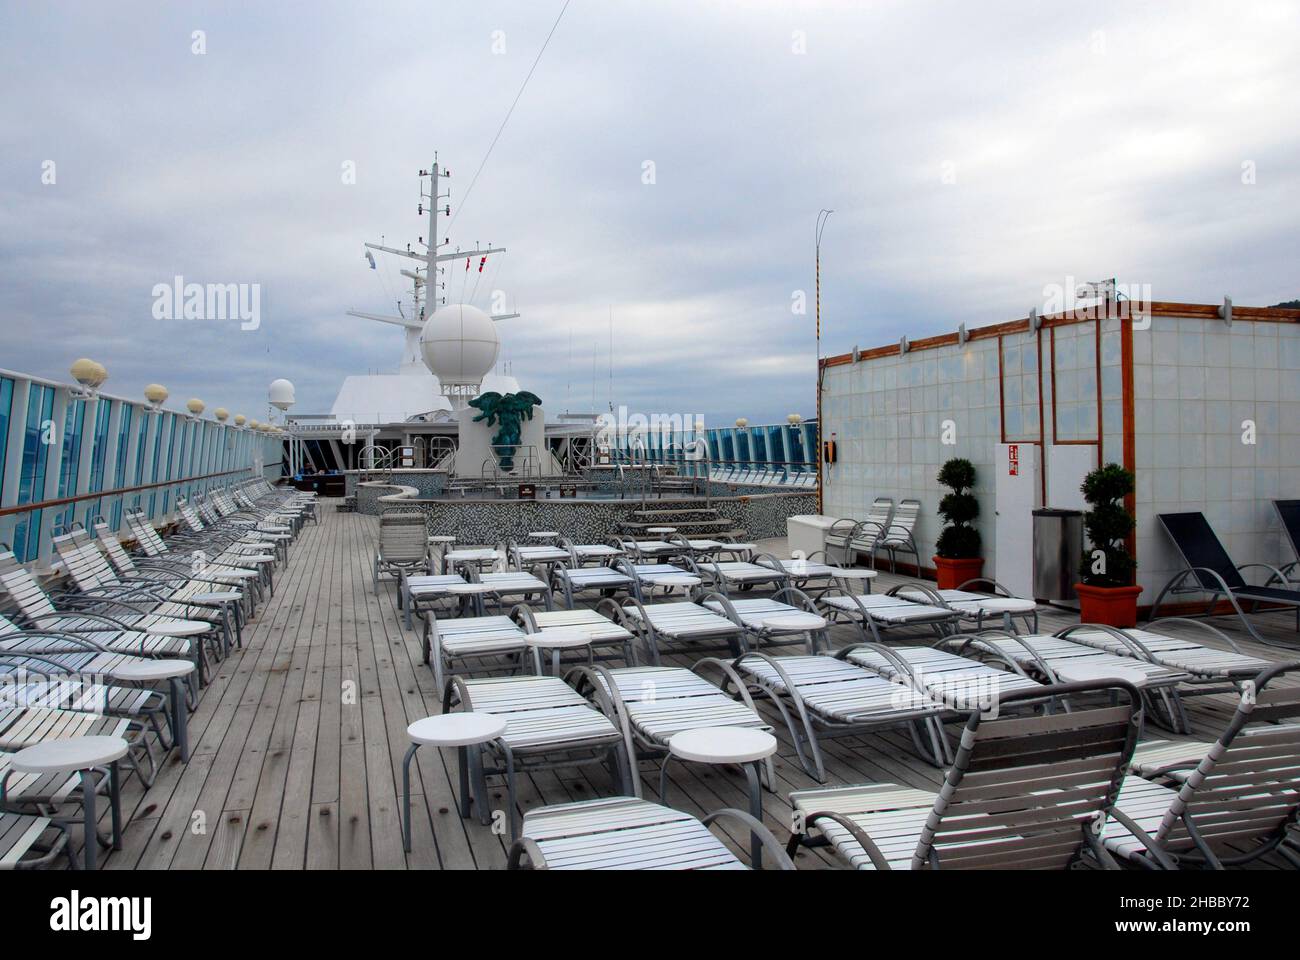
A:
268;379;296;410
419;304;500;386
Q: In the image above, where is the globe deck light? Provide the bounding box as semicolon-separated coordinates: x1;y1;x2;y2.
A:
735;418;748;428
70;358;107;399
214;408;229;422
787;413;803;425
143;383;169;413
186;398;206;418
234;414;247;427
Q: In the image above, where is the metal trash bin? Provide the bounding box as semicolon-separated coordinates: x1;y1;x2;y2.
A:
1032;508;1083;603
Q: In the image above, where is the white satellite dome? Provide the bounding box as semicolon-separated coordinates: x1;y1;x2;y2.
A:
268;378;296;410
419;304;500;386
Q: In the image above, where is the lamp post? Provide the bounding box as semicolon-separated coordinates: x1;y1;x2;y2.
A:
815;209;833;514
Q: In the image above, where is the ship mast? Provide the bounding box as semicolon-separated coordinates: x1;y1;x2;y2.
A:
346;157;520;385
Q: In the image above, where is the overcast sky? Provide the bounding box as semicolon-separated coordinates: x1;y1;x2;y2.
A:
2;1;1297;426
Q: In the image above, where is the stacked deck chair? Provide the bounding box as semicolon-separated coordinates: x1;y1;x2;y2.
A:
235;478;316;524
52;530;235;653
1103;663;1300;869
1149;511;1300;647
513;603;638;666
213;484;307;535
604;596;748;665
441;674;633;839
0;553;216;683
373;510;428;589
507;796;793;870
421;609;532;692
895;579;1038;633
819;582;960;644
871;497;922;572
787;678;1143;869
702;587;832;654
570;662;774;793
825;497;893;567
951;628;1194;734
725;649;952;780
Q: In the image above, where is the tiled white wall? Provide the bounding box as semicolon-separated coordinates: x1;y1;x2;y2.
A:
822;337;1002;571
1133;317;1300;600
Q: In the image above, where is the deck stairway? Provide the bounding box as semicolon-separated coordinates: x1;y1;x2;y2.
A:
618;500;747;539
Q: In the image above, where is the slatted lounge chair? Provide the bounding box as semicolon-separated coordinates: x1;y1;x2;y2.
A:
1103;663;1300;869
559;538;624;566
871;497;921;572
1148;511;1300;647
692;555;791;597
570;662;773;793
841;642;1045;713
399;573;467;629
1273;499;1300;586
505;539;571;573
507;796;793;870
442;674;633;838
823;518;862;567
787;678;1143;869
51;531;241;639
0;654;171;747
373;510;429;588
895;578;1039;633
702;588;831;654
92;520;249;614
949;628;1193;734
767;555;856;598
611;536;686;562
175;498;288;569
604;597;748;664
0;803;69;870
612;558;699;602
514;604;637;665
0;615;199;684
1065;619;1272;685
819;583;960;644
422;612;532;692
550;561;635;610
726;650;952;780
469;570;553;612
0;562;216;682
0;704;156;786
122;511;274;604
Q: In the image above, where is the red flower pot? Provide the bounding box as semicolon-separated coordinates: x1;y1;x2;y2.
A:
933;556;984;590
1074;582;1143;628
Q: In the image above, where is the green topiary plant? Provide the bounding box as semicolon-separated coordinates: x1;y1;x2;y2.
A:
1079;462;1136;587
935;458;981;559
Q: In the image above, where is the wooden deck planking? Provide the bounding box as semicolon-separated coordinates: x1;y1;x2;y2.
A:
98;505;1300;870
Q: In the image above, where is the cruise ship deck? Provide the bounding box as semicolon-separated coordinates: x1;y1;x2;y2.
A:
99;505;1300;871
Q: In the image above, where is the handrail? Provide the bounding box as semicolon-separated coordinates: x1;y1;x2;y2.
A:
0;466;257;518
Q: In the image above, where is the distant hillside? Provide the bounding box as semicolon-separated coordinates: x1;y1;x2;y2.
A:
1272;299;1300;309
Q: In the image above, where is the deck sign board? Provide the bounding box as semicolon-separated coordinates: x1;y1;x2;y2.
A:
1007;443;1020;476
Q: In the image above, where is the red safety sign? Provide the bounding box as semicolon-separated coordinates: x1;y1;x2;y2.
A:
1007;444;1020;476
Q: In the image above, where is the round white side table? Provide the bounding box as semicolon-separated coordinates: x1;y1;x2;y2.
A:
526;628;593;675
401;713;507;853
110;659;197;761
11;736;129;870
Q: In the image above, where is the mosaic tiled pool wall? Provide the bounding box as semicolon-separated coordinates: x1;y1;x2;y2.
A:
356;482;814;542
346;470;448;500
